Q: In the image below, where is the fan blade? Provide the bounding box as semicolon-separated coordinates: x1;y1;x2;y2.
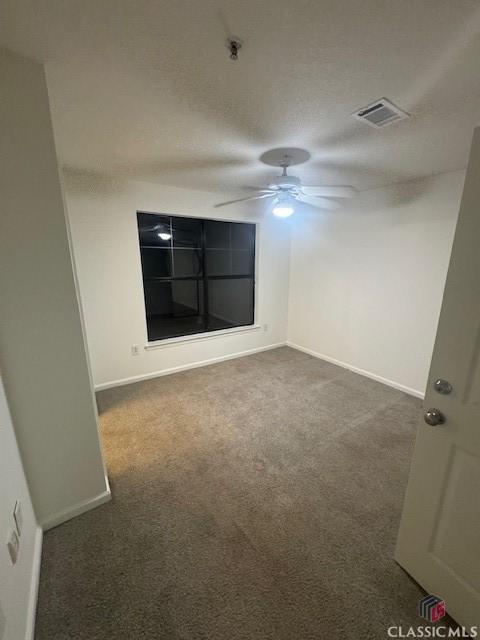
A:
296;194;341;210
301;185;357;198
214;193;276;208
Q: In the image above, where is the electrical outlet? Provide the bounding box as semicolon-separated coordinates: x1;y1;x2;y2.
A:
263;323;268;332
13;500;22;536
131;345;140;356
6;529;19;565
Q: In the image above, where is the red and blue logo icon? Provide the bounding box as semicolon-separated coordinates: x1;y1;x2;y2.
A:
418;595;446;622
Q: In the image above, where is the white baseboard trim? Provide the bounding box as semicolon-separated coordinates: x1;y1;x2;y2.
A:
40;484;112;531
286;341;425;399
94;342;287;391
25;525;43;640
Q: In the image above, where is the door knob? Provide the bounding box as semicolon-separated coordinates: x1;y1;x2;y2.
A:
424;408;446;426
434;379;452;395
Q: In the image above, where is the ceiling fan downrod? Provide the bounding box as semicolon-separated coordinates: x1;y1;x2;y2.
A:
279;155;292;177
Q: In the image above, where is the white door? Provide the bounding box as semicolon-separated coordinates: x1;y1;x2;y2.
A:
396;127;480;628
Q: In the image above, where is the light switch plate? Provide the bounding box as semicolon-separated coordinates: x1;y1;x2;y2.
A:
6;529;19;565
13;500;22;536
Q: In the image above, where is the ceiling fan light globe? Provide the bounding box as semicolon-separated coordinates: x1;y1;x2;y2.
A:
273;205;294;218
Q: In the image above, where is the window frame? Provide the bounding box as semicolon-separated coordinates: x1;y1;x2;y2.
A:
137;211;259;346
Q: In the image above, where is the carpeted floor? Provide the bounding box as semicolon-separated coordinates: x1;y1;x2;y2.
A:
36;347;437;639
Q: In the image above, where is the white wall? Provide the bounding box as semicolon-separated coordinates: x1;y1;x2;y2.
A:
65;169;462;397
0;48;109;529
287;170;464;396
64;173;291;388
0;372;41;640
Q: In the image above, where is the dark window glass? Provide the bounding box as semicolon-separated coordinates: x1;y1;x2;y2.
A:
205;220;230;249
172;216;202;248
137;212;255;341
172;248;203;278
208;278;254;328
138;213;171;247
140;248;172;278
205;248;253;277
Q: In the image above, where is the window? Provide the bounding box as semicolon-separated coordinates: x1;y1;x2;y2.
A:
137;212;256;341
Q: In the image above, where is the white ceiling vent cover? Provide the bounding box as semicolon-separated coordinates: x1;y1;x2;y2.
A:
352;98;409;128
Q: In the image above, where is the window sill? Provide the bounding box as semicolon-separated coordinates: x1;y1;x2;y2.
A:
145;324;262;350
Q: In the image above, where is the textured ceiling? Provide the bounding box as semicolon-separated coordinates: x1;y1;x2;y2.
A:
1;0;480;195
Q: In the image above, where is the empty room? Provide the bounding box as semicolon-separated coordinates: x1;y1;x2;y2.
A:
0;1;479;638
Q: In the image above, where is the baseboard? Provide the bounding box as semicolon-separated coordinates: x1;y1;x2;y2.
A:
40;482;111;531
25;525;43;640
94;342;286;391
27;489;109;632
286;342;425;399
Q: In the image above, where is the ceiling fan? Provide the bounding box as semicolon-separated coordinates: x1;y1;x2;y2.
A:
214;152;357;217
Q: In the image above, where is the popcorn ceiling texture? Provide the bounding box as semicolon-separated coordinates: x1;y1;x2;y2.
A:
2;1;480;193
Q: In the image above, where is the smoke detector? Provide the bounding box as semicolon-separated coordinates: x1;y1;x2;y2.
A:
352;98;409;128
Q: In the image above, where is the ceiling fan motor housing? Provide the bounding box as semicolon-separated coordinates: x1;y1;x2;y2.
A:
268;175;301;190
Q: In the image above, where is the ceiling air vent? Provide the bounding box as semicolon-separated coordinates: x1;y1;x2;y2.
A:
352;98;409;128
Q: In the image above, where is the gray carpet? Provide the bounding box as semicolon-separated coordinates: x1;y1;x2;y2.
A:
36;347;441;638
